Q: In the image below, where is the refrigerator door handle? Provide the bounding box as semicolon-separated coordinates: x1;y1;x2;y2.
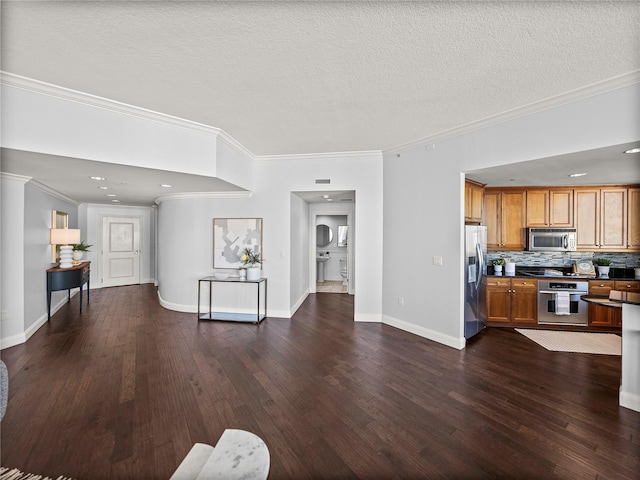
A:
475;242;484;288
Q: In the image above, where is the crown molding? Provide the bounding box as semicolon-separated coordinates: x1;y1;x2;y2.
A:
256;150;382;162
26;178;79;205
0;172;32;184
383;70;640;156
154;191;252;205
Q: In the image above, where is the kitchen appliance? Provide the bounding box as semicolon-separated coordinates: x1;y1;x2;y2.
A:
464;225;487;339
526;228;576;252
537;280;588;325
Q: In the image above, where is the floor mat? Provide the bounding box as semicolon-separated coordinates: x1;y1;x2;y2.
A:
515;329;621;355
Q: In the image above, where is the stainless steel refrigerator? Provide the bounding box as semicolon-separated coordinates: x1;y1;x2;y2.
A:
464;225;487;339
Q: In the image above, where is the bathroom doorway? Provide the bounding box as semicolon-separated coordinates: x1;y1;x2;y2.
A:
315;214;349;293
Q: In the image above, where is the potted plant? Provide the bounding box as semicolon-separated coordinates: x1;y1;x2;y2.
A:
240;247;262;281
492;258;505;274
71;241;92;263
594;258;612;278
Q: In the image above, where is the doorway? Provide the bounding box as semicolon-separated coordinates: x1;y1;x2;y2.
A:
101;216;141;287
315;214;350;294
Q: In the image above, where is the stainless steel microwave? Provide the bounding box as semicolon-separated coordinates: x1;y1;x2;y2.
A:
526;228;577;252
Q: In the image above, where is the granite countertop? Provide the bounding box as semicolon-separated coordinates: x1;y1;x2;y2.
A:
487;266;639;282
609;290;640;306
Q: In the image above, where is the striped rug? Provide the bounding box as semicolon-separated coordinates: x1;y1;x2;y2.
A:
515;329;621;355
0;467;75;480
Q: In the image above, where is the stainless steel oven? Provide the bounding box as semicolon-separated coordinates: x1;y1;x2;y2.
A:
538;280;588;325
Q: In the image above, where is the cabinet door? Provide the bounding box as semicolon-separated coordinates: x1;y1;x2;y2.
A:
588;304;622;327
600;188;627;250
501;191;526;250
575;189;600;249
484;190;501;250
589;280;615;296
510;279;538;325
485;279;511;323
526;190;549;227
549;189;573;227
627;188;640;250
464;180;484;224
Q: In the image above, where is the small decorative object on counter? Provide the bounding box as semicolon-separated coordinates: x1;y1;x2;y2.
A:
594;258;612;278
239;267;247;280
492;258;505;274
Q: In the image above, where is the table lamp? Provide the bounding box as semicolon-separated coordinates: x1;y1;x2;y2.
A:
50;228;81;268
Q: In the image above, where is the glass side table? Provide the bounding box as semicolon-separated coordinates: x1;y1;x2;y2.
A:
197;276;267;324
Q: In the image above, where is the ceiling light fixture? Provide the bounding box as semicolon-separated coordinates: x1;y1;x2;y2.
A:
160;184;173;188
323;195;329;199
624;148;640;154
327;198;333;202
106;194;117;197
98;186;109;190
111;199;120;203
569;172;588;178
90;176;106;181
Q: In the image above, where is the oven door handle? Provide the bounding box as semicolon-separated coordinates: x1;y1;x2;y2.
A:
538;290;587;295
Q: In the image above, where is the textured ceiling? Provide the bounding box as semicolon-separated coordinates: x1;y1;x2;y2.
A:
2;1;639;157
1;1;639;206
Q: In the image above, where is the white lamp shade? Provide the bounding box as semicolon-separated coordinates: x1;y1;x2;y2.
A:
50;228;81;245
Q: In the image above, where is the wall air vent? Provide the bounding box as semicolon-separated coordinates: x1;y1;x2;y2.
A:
315;179;331;184
340;198;354;202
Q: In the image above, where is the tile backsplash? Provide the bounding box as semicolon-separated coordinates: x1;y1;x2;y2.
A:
486;251;640;268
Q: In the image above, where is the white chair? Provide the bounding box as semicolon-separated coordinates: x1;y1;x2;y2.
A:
170;429;270;480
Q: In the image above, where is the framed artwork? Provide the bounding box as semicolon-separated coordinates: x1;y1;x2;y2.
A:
213;218;262;269
51;210;69;262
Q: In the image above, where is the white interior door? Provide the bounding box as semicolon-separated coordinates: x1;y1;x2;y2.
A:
102;216;141;287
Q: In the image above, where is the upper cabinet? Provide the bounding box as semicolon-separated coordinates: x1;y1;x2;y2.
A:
464;179;484;224
485;189;526;250
574;187;627;251
628;188;640;250
526;189;573;227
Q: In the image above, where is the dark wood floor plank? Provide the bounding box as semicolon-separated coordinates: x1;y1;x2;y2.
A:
1;285;638;479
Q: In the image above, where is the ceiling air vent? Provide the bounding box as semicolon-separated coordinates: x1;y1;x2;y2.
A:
315;179;331;184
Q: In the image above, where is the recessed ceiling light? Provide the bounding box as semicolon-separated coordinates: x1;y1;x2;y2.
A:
111;199;120;203
327;198;333;201
160;184;173;188
624;148;640;154
569;172;588;178
322;195;329;199
106;194;117;197
90;176;106;181
98;186;109;190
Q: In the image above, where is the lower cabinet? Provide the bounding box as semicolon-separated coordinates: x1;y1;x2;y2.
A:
587;280;639;328
486;277;538;326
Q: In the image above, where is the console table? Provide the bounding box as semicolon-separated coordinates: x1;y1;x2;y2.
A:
47;262;90;320
198;277;267;324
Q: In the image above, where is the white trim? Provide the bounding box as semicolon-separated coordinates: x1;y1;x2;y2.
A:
155;191;252;205
0;294;71;350
27;178;79;205
383;71;640;156
289;290;309;317
382;314;466;350
157;291;289;318
0;71;252;149
0;172;31;184
620;389;640;413
354;313;382;322
257;150;383;162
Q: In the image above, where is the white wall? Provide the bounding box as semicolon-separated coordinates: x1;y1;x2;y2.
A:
382;83;640;349
290;193;309;310
157;152;383;321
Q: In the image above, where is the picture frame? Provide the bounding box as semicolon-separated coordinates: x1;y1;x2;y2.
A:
213;218;263;269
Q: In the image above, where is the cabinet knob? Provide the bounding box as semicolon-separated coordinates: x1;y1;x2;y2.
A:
599;284;605;287
523;282;527;285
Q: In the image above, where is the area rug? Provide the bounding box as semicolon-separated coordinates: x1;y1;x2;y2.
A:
515;329;621;355
0;467;75;480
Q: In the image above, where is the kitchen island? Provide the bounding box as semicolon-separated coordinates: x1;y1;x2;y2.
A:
583;291;640;412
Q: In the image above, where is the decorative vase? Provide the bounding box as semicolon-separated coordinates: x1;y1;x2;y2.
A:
239;268;247;280
597;266;610;278
72;250;84;262
494;265;503;274
246;266;261;281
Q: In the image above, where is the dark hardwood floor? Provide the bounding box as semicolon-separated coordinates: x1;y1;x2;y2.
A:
1;284;638;479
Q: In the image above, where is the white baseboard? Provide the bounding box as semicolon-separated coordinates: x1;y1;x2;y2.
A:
0;294;73;349
289;291;309;317
354;313;382;322
157;291;291;319
382;314;465;350
620;389;640;413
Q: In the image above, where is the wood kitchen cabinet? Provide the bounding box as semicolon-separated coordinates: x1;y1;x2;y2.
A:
484;189;526;251
486;277;537;326
465;179;484;224
587;280;621;328
526;189;573;227
628;187;640;250
574;187;627;251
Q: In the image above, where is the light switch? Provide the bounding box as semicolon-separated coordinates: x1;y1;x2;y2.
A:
432;256;443;266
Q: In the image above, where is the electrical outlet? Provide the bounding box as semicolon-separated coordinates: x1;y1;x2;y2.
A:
432;256;443;266
1;310;8;321
398;297;405;306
